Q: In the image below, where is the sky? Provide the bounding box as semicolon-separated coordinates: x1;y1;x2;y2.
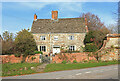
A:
1;2;118;35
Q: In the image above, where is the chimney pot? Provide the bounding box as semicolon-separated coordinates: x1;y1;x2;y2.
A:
34;14;37;21
52;11;58;20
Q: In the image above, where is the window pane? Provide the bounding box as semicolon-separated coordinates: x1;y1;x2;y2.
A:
69;36;74;40
40;46;46;52
42;46;44;51
40;36;45;40
69;46;75;51
44;46;46;51
73;46;75;51
44;37;45;40
70;36;72;40
43;46;45;51
54;36;58;40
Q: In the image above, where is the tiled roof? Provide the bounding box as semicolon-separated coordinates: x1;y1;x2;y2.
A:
107;34;120;37
31;18;86;33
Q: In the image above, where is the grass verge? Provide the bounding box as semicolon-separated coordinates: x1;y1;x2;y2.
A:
2;63;41;76
44;61;119;72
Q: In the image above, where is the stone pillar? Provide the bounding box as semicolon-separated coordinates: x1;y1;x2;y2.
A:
39;54;42;63
50;53;52;63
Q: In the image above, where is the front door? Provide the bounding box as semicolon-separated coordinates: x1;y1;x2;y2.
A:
53;45;60;54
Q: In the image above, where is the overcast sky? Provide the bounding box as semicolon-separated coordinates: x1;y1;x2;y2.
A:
1;2;118;34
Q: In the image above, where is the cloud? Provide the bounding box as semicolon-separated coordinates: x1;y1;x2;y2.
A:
19;2;52;9
59;3;83;12
52;2;84;18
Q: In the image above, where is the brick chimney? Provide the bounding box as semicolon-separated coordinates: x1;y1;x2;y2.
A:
52;11;58;20
34;14;37;21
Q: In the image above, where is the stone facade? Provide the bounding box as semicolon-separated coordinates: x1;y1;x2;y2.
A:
31;11;87;55
33;33;86;55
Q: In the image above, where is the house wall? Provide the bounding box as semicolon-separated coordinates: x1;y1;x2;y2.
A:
33;33;86;55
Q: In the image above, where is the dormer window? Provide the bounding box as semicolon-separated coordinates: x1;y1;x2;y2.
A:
40;36;46;40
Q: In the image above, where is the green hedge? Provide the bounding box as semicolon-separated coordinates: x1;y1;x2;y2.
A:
33;51;43;54
62;60;67;64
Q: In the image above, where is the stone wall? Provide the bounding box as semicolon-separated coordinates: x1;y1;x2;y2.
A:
52;53;96;63
100;49;120;61
52;48;120;63
0;55;23;64
25;54;41;63
0;54;41;64
33;33;86;55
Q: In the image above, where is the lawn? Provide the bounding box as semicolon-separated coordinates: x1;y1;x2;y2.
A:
44;61;119;72
1;61;119;76
2;63;42;76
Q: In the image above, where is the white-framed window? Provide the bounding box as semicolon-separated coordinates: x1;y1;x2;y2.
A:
69;36;74;40
40;46;46;52
69;46;75;51
54;36;58;40
40;36;45;40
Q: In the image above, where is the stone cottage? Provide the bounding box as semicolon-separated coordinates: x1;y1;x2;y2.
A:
31;11;88;55
105;34;120;48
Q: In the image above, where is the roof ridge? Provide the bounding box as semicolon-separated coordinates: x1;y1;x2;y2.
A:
36;17;84;20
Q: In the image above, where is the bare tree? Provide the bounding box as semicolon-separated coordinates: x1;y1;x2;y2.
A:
79;12;108;31
2;31;15;54
108;24;118;34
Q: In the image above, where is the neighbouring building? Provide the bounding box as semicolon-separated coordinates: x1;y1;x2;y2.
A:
105;34;120;48
31;11;88;55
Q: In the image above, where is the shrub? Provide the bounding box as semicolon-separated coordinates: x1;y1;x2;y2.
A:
103;60;109;62
14;29;37;58
21;61;24;63
73;60;77;63
83;60;88;63
55;53;57;55
31;57;36;61
111;45;114;48
84;43;98;52
62;60;67;64
98;60;102;63
112;59;117;62
67;61;72;64
34;51;43;54
89;60;96;63
64;50;80;53
14;54;21;57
